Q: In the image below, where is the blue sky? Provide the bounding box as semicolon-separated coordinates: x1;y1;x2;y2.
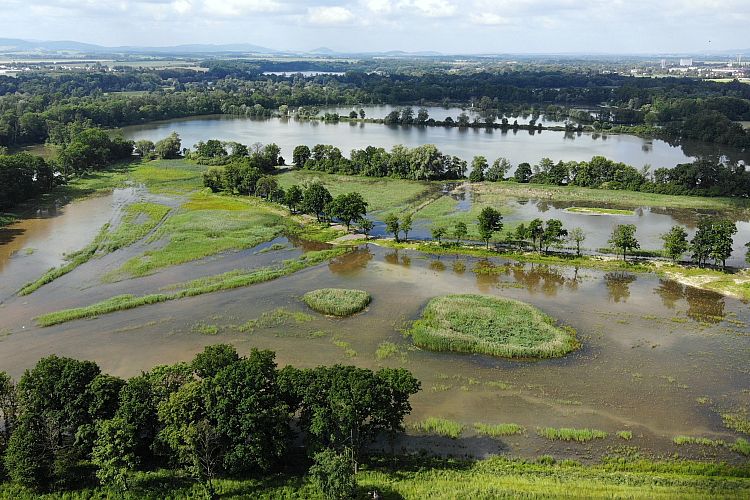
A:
1;0;748;54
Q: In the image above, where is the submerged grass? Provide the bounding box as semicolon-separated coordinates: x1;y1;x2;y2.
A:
473;422;526;437
407;294;578;359
375;341;400;360
35;248;348;327
617;431;634;440
537;427;608;442
302;288;371;316
674;436;726;447
239;307;313;333
412;418;464;439
721;412;750;435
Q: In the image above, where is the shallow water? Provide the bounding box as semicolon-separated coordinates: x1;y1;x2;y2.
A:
0;242;747;460
120;114;750;170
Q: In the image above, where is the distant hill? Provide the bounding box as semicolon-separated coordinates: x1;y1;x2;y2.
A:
0;38;278;55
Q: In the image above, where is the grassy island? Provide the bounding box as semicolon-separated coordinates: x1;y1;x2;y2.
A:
565;206;635;216
407;294;578;358
302;288;372;316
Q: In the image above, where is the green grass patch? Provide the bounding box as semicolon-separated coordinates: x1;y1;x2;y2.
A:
35;248;348;327
375;341;400;360
537;427;608;442
674;436;726;447
406;294;578;359
191;322;219;335
129;158;205;194
0;213;17;227
113;193;286;278
566;206;635;216
412;418;464;439
733;438;750;456
302;288;371;316
473;422;525;437
239;307;313;333
617;431;633;440
722;412;750;435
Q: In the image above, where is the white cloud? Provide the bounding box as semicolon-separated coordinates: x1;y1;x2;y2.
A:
362;0;393;15
401;0;456;18
201;0;284;17
307;5;355;25
470;12;510;26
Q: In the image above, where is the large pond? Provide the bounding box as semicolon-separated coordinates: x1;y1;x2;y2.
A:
120;113;750;169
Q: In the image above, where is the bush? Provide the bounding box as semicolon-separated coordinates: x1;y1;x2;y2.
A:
309;448;356;500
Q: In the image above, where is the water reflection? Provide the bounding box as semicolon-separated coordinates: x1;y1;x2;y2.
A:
328;247;373;276
385;250;411;267
654;279;726;323
429;259;446;272
604;272;637;303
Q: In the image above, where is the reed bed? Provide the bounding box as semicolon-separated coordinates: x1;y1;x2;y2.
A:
302;288;371;316
537;427;608;442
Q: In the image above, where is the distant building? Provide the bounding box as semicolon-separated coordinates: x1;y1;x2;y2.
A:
661;59;667;69
679;58;693;67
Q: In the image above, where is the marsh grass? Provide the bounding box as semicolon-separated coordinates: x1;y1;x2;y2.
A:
407;294;578;359
35;248;348;327
537;427;608;442
473;422;526;437
733;438;750;456
192;322;219;335
332;339;357;358
566;207;635;216
412;418;464;439
239;307;313;333
617;431;633;440
375;341;400;360
673;436;726;447
302;288;371;316
722;412;750;435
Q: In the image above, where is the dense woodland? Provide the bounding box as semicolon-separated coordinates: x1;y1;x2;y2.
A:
1;64;749;149
0;346;419;497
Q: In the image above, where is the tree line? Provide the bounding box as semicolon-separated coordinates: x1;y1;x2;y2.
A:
0;346;420;498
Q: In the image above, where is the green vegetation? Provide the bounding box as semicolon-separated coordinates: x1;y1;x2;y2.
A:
302;288;371;316
412;418;464;439
566;206;634;216
722;412;750;435
673;436;726;447
537;427;608;442
113;193;285;278
375;341;400;360
239;307;313;333
36;248;348;326
733;438;750;456
473;422;526;437
617;431;634;440
407;294;578;359
0;212;17;227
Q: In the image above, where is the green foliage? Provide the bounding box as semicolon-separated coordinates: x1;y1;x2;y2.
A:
609;224;639;261
473;422;525;437
309;448;356;500
92;417;138;491
302;182;333;222
327;192;368;230
566;206;634;215
673;436;726;447
733;438;750;456
412;418;464;439
192;345;240;379
3;416;54;490
537;427;608;442
662;226;690;262
722;412;750;435
302;288;371;316
477;206;502;248
384;213;400;242
617;430;633;440
407;294;578;359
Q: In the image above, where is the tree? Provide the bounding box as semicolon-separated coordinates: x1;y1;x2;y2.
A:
542;219;567;254
92;417;137;491
568;227;586;257
4;415;54;490
527;218;545;252
661;226;689;263
292;145;311;168
691;218;713;267
195;140;227;158
401;213;413;242
486;157;511;182
609;224;639;261
302;183;333;222
453;221;468;244
309;448;356;500
416;107;429;124
359;219;373;239
154;132;181;159
133;140;155;158
359;108;366;119
431;225;447;244
328;192;368;231
477;207;503;249
709;219;737;269
192;344;240;379
746;241;750;265
384;214;400;242
469;156;488;182
284;185;304;214
514;162;532;183
348;110;358;119
0;372;18;453
255;176;278;200
202;167;224;192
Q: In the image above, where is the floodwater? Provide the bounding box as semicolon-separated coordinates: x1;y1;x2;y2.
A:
120;113;750;169
0;228;748;461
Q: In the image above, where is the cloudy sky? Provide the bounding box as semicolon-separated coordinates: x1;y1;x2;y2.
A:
1;0;748;54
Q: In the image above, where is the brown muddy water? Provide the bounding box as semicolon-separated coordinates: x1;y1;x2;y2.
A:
0;230;748;462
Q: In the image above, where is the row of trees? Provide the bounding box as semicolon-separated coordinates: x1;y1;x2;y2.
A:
0;153;55;210
0;346;420;496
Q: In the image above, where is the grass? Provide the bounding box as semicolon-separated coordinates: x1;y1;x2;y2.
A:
128;158;205;193
375;341;400;360
35;248;349;327
3;454;749;499
733;438;750;456
112;193;286;278
472;181;750;212
412;418;464;439
302;288;371;316
617;431;633;440
406;294;579;359
537;427;608;442
18;202;171;295
722;412;750;435
239;307;313;333
674;436;726;447
0;213;17;227
276;170;432;213
660;266;750;301
473;422;526;437
566;206;635;215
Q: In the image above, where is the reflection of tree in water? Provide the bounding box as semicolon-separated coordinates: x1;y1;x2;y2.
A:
535;200;551;213
328;248;373;275
565;267;581;291
604;272;637;303
653;279;726;323
511;264;566;296
384;250;411;267
655;279;684;309
685;287;725;323
452;260;467;275
429;259;446;272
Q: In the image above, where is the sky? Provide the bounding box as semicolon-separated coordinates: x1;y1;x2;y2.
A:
0;0;749;54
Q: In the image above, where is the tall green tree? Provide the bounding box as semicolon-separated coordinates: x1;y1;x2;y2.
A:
302;183;333;222
284;185;304;213
486;157;511;182
431;225;447;244
453;221;468;244
92;416;138;491
328;192;368;231
568;227;586;257
384;214;400;242
468;156;488;182
709;219;737;269
309;448;356;500
542;219;567;254
609;224;639;262
661;226;689;262
292;145;311;168
477;207;503;249
401;213;413;242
